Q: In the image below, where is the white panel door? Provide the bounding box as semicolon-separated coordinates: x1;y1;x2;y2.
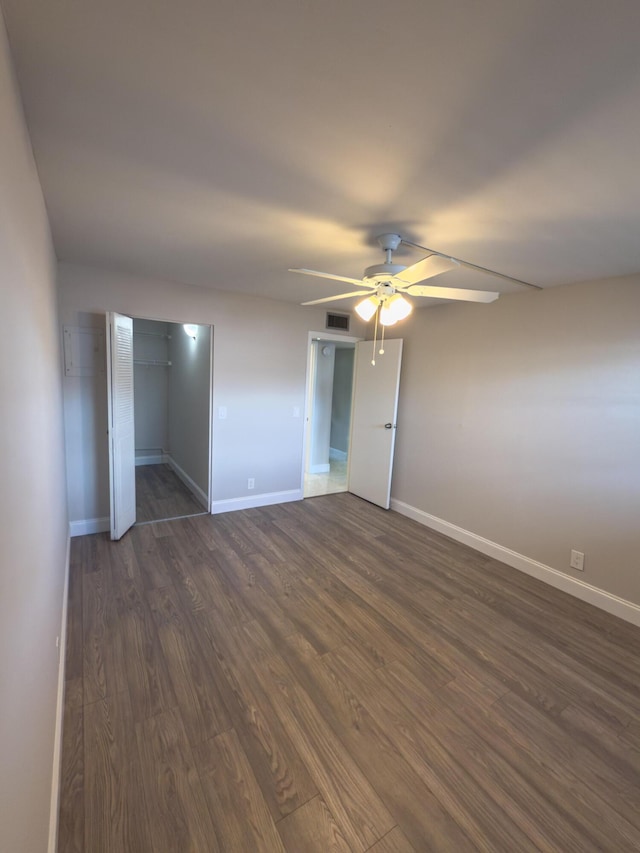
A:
106;312;136;540
348;338;403;509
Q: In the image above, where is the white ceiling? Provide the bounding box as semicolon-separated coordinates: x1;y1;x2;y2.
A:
3;0;640;307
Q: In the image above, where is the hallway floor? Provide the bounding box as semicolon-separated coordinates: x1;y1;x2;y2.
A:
303;458;348;497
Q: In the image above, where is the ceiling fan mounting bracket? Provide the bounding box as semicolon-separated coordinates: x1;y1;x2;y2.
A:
376;233;403;266
377;233;402;252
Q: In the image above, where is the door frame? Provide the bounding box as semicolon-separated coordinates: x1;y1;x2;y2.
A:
301;330;363;496
108;311;215;526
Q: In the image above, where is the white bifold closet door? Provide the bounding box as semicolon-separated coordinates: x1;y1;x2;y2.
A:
106;312;136;540
348;338;403;509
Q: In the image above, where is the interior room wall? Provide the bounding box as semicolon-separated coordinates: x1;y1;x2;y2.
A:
330;347;354;456
0;14;69;852
133;318;170;463
168;322;211;499
308;341;335;473
392;276;640;610
58;262;365;524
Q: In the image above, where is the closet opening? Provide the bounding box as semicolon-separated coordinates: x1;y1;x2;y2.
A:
133;317;212;525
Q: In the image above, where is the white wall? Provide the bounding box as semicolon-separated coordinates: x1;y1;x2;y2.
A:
168;322;211;494
0;14;69;853
58;262;364;522
330;346;354;455
133;318;170;461
309;341;335;473
392;276;640;610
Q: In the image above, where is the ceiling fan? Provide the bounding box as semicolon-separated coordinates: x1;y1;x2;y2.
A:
290;233;539;326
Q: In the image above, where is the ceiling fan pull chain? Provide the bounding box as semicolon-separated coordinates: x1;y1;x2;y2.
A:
379;321;385;355
371;307;379;365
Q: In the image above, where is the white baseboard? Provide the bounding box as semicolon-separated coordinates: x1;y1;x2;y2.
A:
69;516;110;537
308;463;331;474
135;451;168;466
166;455;208;509
48;531;71;852
212;489;302;515
390;499;640;628
330;447;347;462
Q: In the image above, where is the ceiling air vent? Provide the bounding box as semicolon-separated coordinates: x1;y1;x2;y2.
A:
326;312;350;332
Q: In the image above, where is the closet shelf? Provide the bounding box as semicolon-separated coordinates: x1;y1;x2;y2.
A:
134;359;172;367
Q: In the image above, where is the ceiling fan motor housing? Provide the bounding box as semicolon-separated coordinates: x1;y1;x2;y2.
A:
363;263;406;283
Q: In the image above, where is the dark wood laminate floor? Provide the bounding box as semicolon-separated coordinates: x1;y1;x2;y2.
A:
58;494;640;852
135;463;206;523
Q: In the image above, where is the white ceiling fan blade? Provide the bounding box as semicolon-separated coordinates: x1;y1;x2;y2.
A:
394;255;458;285
301;290;373;306
289;268;365;287
406;285;499;303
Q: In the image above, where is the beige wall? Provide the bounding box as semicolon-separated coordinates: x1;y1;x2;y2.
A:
58;262;364;523
0;14;69;852
392;276;640;607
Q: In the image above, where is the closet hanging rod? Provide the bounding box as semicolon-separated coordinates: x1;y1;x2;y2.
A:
134;331;172;339
134;359;172;366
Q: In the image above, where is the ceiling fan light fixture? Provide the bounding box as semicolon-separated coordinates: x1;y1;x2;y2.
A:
380;293;412;326
355;295;379;321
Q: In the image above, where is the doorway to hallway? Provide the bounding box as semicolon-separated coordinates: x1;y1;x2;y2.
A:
303;334;358;498
302;333;405;509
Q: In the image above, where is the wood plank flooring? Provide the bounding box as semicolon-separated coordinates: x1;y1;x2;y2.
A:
58;494;640;852
135;463;206;523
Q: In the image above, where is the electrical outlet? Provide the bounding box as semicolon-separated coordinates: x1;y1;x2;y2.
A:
218;406;227;420
247;478;255;490
293;406;301;418
570;549;585;571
